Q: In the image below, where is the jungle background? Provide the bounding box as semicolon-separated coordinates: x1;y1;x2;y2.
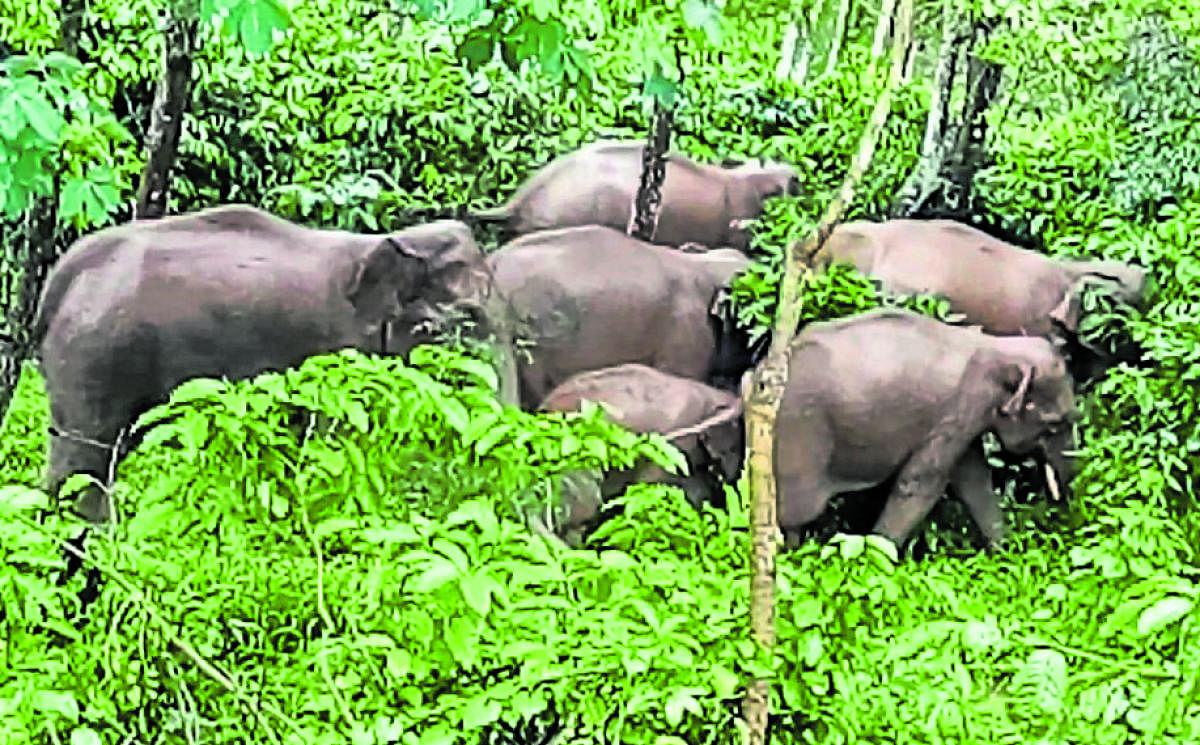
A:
1;0;1199;743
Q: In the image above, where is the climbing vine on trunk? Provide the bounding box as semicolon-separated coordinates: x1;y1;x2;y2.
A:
629;98;675;243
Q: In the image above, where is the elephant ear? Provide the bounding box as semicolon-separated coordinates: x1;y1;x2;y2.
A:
1048;286;1082;333
345;240;408;323
393;228;491;305
993;361;1035;417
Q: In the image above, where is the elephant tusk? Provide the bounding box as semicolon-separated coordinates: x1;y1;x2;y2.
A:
1044;461;1063;502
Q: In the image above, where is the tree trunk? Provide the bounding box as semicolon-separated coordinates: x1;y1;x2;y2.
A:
777;0;827;86
871;0;899;59
629;99;673;242
823;0;853;78
739;2;914;744
890;7;1000;220
134;14;199;220
890;0;967;217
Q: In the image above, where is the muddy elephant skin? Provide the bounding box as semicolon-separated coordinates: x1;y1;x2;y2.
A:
537;363;745;538
486;225;754;409
471;140;800;251
775;308;1079;550
35;204;520;521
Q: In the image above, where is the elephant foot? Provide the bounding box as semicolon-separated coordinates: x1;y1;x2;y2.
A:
71;485;113;523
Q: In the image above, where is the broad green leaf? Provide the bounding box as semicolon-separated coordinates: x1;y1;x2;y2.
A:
32;691;79;721
458;571;496;617
14;86;64;142
460;694;501;729
530;0;558;21
446;0;483;23
70;729;102;745
441;397;470;433
0;485;49;515
1136;596;1193;636
237;0;291;56
59;177;87;220
1019;649;1068;715
411;557;460;593
710;664;740;699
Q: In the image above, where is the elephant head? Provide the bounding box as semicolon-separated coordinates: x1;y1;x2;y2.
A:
1050;259;1151;336
985;338;1080;484
376;220;520;405
723;161;801;248
375;221;493;349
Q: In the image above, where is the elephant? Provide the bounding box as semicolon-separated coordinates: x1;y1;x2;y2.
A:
35;204;520;522
811;218;1149;359
811;218;1147;493
470;140;801;251
533;363;746;543
774;308;1079;550
485;225;755;408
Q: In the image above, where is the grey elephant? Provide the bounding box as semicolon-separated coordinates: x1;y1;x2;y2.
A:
470;140;800;251
533;363;745;543
486;225;754;408
35;204;519;522
774;308;1079;550
812;218;1149;352
812;218;1147;494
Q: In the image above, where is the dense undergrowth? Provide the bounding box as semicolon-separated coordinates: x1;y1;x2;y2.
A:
3;0;1200;742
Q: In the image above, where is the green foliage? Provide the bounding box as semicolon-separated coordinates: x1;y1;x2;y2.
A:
0;52;127;224
124;345;680;527
729;200;953;347
2;0;1200;742
200;0;293;56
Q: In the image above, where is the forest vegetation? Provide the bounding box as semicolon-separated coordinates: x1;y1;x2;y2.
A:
1;0;1198;743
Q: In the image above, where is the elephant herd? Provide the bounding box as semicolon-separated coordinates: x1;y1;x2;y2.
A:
33;139;1150;552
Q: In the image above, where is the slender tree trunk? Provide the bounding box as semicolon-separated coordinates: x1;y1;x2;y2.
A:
823;0;853;77
871;0;899;59
740;2;914;744
890;0;967;217
777;0;827;85
134;14;199;219
629;100;673;242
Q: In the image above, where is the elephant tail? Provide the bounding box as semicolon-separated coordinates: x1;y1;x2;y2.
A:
466;204;514;225
661;400;744;443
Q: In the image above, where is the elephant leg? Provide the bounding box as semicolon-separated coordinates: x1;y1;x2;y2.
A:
872;365;997;547
947;438;1005;549
774;414;837;547
46;424;119;523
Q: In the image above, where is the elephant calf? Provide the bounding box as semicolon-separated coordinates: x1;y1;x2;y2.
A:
776;308;1079;550
535;364;745;544
487;225;755;408
471;139;800;251
36;204;519;521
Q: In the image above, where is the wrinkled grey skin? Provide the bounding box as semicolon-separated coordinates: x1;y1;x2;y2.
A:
486;225;754;409
471;140;801;251
812;218;1148;491
532;364;745;544
776;308;1079;551
36;204;519;522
